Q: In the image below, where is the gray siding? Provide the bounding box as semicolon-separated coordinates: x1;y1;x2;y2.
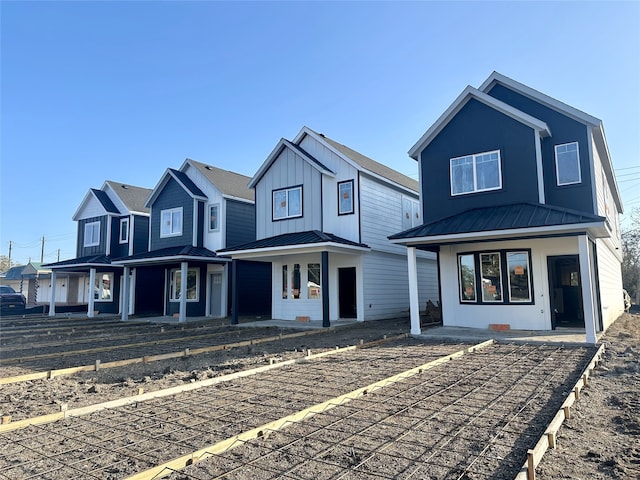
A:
225;199;256;248
77;216;108;257
149;177;194;250
132;215;149;255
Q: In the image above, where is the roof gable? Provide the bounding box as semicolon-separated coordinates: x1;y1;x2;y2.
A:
103;181;152;215
408;86;551;160
72;188;120;221
182;159;255;202
145;168;207;208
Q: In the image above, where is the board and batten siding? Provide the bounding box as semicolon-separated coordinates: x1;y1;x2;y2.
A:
149;177;194;250
361;251;437;321
255;148;322;240
132;215;149;255
225;199;255;249
77;216;108;257
596;239;625;330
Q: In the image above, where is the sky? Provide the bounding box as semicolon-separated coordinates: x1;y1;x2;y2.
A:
1;1;639;266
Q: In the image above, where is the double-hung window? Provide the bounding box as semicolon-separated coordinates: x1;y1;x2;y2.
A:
119;218;129;243
450;150;502;195
169;268;198;301
84;221;100;247
555;142;581;186
273;186;302;220
161;207;183;237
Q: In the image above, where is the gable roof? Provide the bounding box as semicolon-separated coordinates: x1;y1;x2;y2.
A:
45;254;115;270
103;181;152;215
145;168;207;207
91;188;120;214
183;159;255;202
408;86;551;160
299;127;419;193
248;138;335;189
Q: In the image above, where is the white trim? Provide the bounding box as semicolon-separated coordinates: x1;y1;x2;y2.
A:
83;221;100;247
192;198;198;247
407;246;421;335
145;169;207;208
223;242;370;259
106;216;112;256
119;218;130;244
554;142;582;186
450;150;502;196
129;216;135;256
578;235;597;344
113;256;230;266
534;132;545;204
587;129;598;214
160;207;183;238
88;268;96;318
208;203;221;232
169;265;200;304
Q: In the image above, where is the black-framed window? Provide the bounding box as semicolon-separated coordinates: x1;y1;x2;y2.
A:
273;185;302;220
338;180;354;215
457;249;533;305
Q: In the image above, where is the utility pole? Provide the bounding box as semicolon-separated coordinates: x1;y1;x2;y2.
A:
8;241;12;266
57;249;60;262
40;236;45;263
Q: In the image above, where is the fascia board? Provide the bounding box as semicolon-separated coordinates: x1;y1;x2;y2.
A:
72;190;107;221
169;170;208;201
145;169;173;208
50;263;123;270
358;170;419;196
297;127;365;175
222;242;371;259
592;125;624;213
102;182;128;215
408;86;550;160
479;71;602;126
221;194;254;205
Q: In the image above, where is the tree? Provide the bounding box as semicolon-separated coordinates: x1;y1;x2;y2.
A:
0;255;16;273
621;207;640;303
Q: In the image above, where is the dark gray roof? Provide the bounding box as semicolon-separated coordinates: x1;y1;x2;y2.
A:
91;189;120;214
3;265;26;280
186;159;254;202
105;181;152;214
220;230;369;252
45;254;114;269
309;129;419;193
113;246;219;263
170;169;207;198
389;203;606;240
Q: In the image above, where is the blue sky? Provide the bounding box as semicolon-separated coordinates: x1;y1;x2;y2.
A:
1;1;639;266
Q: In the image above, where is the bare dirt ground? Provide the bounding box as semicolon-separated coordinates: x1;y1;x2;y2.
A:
536;309;640;479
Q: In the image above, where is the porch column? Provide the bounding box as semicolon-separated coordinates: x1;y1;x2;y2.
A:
122;266;130;321
88;268;96;318
48;270;57;317
179;261;187;323
578;235;597;344
407;246;421;335
231;260;238;325
322;251;330;328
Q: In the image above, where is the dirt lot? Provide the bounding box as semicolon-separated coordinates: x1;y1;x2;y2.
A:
0;312;638;479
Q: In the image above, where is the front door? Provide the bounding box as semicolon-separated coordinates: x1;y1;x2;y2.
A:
338;267;357;318
547;255;584;329
209;273;223;317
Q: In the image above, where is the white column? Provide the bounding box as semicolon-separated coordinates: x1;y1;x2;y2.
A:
407;246;421;335
122;266;130;321
578;235;597;344
49;271;57;317
88;268;96;318
179;261;188;323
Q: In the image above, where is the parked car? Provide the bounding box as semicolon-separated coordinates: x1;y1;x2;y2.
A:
0;285;26;311
623;289;631;313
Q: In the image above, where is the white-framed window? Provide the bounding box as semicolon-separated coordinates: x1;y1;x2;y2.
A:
506;251;532;302
169;268;199;302
94;273;113;302
450;150;502;196
307;263;321;299
555;142;581;186
84;221;100;247
273;186;302;220
119;218;129;244
161;207;183;237
209;204;220;231
338;180;354;215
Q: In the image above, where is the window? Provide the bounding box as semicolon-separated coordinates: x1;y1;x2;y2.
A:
94;273;113;301
450;150;501;195
457;250;533;305
209;204;220;231
555;142;581;185
338;180;354;215
307;263;321;299
161;207;183;237
291;264;301;299
169;268;198;302
119;218;129;244
507;252;532;302
84;221;100;247
282;265;288;299
273;186;302;220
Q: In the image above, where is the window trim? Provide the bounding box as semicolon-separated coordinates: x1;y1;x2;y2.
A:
554;142;581;186
457;249;534;305
169;268;199;302
450;149;502;196
337;180;355;215
84;221;100;247
208;203;220;232
272;185;303;221
119;218;129;244
160;207;183;238
94;272;113;302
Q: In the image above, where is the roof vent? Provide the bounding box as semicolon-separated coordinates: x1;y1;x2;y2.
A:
205;166;212;170
121;185;128;189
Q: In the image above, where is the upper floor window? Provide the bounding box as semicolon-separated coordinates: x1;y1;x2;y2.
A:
84;221;100;247
273;186;302;220
555;142;581;186
119;218;129;244
161;207;183;237
450;150;502;196
209;204;220;231
402;197;421;230
338;180;354;215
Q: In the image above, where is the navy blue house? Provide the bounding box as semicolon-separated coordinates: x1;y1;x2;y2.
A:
45;181;152;316
390;72;624;343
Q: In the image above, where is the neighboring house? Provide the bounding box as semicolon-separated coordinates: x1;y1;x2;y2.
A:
390;72;624;343
221;127;438;326
1;262;52;306
44;181;152;316
112;159;270;322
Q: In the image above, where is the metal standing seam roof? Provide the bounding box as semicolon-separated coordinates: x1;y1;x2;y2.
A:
186;159;255;202
112;246;220;263
389;203;606;240
219;230;370;253
104;181;152;214
44;254;115;269
91;189;120;214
